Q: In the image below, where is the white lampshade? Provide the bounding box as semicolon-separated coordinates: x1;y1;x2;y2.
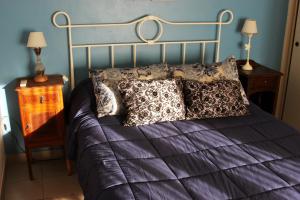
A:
242;19;258;35
27;32;47;48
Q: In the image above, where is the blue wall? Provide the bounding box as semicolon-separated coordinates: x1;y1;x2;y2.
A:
0;0;289;153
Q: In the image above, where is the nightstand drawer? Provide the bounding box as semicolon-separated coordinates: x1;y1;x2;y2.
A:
22;109;58;136
19;91;60;106
249;76;276;91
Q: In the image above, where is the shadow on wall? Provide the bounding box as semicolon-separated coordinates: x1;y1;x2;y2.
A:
20;29;36;75
3;79;25;154
2;29;41;154
236;18;247;60
1;30;36;154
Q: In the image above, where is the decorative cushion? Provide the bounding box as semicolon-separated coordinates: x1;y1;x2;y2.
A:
91;64;169;118
118;79;186;126
184;80;249;120
171;56;249;105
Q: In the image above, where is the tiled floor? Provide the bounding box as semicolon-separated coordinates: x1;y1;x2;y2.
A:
3;153;84;200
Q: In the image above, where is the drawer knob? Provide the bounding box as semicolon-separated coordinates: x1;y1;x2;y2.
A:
264;80;268;84
25;123;31;131
40;96;45;104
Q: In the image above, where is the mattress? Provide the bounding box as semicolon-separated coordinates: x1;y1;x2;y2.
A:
68;79;300;200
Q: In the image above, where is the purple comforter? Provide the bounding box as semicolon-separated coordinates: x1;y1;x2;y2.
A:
68;80;300;200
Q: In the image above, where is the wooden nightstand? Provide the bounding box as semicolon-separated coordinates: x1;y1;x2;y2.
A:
237;60;282;114
15;75;70;180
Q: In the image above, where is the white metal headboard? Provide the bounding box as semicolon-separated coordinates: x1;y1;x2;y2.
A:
52;10;233;89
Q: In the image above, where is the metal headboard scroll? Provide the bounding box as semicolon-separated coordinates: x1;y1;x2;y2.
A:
52;10;233;89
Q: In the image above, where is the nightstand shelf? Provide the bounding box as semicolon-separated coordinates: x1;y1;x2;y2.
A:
237;60;282;114
15;75;71;180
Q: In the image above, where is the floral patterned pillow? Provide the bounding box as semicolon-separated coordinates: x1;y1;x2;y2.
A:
184;80;249;120
91;64;169;118
171;56;249;105
118;79;186;126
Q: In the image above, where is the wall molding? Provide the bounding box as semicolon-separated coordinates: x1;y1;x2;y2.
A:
277;0;299;118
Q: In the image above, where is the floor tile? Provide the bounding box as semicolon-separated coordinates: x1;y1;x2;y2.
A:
6;161;42;183
5;153;84;200
6;153;27;165
44;193;84;200
43;175;83;199
4;179;43;200
41;159;68;179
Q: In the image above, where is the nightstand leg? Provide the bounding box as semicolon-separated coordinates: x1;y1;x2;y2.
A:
63;146;73;176
25;147;33;180
66;159;73;176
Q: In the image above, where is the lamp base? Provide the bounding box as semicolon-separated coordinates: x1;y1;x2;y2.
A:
242;62;253;71
34;74;48;83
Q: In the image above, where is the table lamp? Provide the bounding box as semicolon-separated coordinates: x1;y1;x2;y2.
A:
241;19;258;71
27;32;48;82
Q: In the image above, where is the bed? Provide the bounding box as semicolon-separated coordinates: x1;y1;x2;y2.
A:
53;10;300;199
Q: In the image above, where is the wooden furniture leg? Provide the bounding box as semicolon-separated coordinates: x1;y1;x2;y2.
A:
66;159;73;176
25;146;33;180
64;145;73;175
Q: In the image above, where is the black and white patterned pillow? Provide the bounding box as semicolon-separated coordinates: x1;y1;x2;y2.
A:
118;79;186;126
184;80;249;119
91;64;169;118
171;56;249;105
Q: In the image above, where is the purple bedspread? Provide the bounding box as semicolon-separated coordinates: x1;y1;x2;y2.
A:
68;80;300;200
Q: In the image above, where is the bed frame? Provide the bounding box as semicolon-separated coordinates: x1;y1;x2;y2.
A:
52;10;234;89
